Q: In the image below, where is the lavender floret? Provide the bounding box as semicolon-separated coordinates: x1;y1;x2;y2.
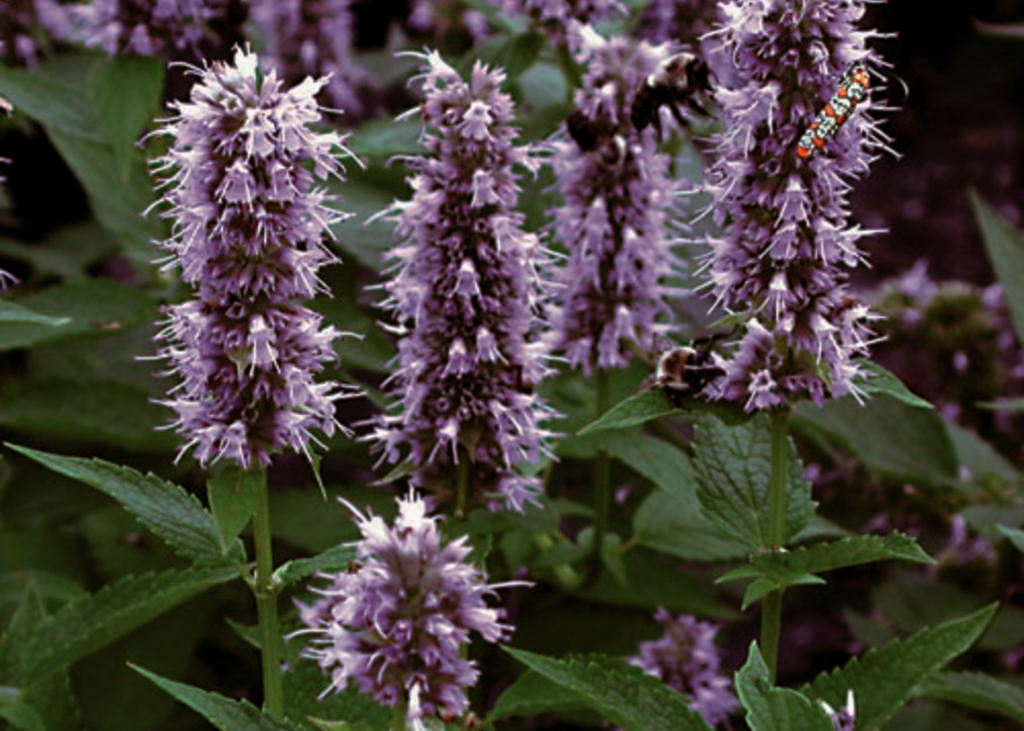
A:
297;491;517;729
549;23;681;374
151;47;354;469
370;51;553;513
630;609;740;727
701;0;892;409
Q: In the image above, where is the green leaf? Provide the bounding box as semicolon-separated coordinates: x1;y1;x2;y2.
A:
0;53;161;259
634;489;751;562
0;301;69;328
692;413;814;552
577;390;681;436
490;669;588;719
998;524;1024;553
87;55;163;179
855;362;933;409
0;378;175;453
970;188;1024;344
5;445;242;566
0;698;49;731
794;393;959;489
504;648;714;731
21;567;235;684
274;544;357;588
0;583;46;683
283;657;389;730
800;604;997;731
0;571;86;606
0;279;157;351
920;671;1024;722
945;421;1020;485
133;665;304;731
207;469;262;554
720;533;933;609
479;32;546;79
735;643;832;731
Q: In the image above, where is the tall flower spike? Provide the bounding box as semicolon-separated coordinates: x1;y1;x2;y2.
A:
151;46;355;469
549;22;681;374
630;609;740;727
296;491;519;730
371;51;553;513
701;0;892;410
249;0;371;119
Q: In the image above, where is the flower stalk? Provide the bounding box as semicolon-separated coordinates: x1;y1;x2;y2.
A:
251;468;284;718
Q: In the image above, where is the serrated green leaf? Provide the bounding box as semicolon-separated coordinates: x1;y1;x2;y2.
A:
738;574;825;610
0;279;157;351
946;421;1020;485
274;544;357;587
925;674;1023;727
971;188;1024;344
735;643;832;731
6;445;242;565
855;362;933;409
87;55;163;179
0;571;86;606
505;648;714;731
133;665;304;731
283;657;389;730
0;583;46;684
800;604;997;731
0;301;69;328
490;669;588;719
21;567;235;684
0;54;104;139
0;378;175;452
577;390;681;435
721;533;933;608
634;489;752;561
794;393;959;489
207;469;262;554
920;671;1024;722
692;413;814;552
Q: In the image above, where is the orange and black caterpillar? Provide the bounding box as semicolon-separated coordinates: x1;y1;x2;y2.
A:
796;63;870;160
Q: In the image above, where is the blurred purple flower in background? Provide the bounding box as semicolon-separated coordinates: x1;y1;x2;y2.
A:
370;51;553;513
630;609;739;727
297;491;516;729
491;0;625;42
701;0;892;410
72;0;226;56
549;22;680;374
250;0;372;120
0;0;70;66
150;47;355;468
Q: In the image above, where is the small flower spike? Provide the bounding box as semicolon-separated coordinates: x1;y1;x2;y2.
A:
297;491;521;730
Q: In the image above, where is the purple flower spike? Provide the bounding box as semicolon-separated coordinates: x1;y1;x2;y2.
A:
297;491;520;729
630;609;740;727
549;23;681;374
701;0;892;409
371;51;554;513
150;47;356;469
250;0;371;119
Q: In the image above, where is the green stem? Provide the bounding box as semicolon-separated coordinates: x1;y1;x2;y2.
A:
585;369;612;586
252;469;284;719
454;446;471;522
391;698;408;731
760;407;790;684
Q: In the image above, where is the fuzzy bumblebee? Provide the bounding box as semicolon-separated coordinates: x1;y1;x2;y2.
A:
795;63;870;159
